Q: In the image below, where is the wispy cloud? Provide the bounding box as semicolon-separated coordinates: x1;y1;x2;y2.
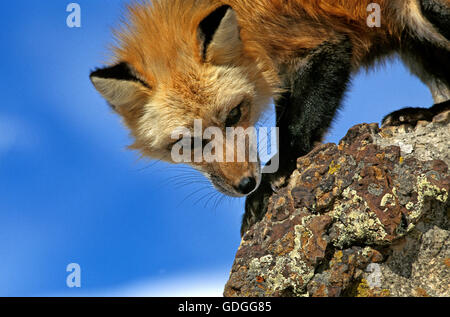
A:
0;114;39;156
50;269;229;297
96;270;229;297
0;115;18;155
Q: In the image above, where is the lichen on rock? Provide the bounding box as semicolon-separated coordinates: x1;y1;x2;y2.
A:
224;112;450;297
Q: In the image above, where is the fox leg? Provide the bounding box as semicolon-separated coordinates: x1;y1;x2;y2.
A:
241;38;353;236
383;0;450;127
417;0;450;98
420;0;450;40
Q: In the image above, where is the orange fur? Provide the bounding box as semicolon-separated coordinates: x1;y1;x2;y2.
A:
92;0;449;197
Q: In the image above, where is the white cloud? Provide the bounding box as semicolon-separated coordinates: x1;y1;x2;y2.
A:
0;115;18;154
113;276;226;297
64;269;230;297
0;114;38;156
105;270;228;297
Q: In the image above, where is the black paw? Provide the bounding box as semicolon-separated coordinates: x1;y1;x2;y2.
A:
382;107;434;127
381;100;450;127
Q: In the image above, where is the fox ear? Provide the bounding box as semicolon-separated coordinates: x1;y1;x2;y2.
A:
198;6;242;63
90;62;150;110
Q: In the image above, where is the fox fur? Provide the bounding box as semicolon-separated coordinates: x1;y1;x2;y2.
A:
90;0;450;235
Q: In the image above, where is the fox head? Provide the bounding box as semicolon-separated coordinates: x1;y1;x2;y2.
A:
90;0;277;197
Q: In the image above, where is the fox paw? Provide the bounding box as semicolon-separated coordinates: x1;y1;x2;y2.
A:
382;100;450;128
382;107;435;127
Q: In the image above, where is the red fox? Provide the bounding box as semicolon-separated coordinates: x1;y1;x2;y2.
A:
90;0;450;235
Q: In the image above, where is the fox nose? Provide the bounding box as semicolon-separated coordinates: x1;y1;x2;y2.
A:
237;177;257;195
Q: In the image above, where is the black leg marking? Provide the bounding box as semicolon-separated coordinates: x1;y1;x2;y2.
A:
400;34;450;104
420;0;450;40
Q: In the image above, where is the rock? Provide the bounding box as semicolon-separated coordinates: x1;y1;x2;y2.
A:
224;117;450;297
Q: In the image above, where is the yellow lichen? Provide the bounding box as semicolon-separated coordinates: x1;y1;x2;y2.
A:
328;160;341;175
405;202;414;210
409;175;449;222
355;279;390;297
416;175;448;203
380;193;396;208
246;224;316;296
331;188;388;248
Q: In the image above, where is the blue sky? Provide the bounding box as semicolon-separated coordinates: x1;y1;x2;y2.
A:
0;1;433;296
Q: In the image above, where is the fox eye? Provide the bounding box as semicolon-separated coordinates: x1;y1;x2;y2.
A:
225;103;242;127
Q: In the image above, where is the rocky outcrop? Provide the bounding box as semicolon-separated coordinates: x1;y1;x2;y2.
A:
224;110;450;297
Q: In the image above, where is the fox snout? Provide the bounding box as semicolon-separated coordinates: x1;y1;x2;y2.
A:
236;176;257;195
197;127;262;197
203;160;261;197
